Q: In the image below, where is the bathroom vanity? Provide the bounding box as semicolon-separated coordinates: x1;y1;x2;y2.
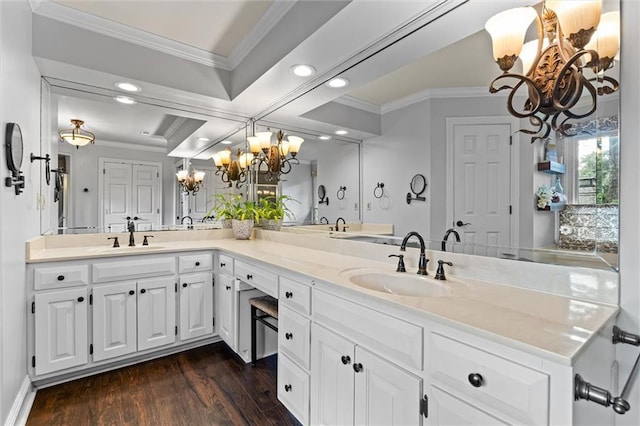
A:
25;229;619;425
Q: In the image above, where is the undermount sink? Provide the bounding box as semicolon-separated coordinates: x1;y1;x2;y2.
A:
340;268;454;297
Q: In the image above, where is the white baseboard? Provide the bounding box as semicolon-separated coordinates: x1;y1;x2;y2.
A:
4;376;35;426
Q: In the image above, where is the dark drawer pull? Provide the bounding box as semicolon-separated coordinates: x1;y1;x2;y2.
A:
225;286;231;290
220;262;226;267
285;333;293;340
468;373;484;388
195;261;200;266
77;297;84;302
129;290;135;295
284;384;292;392
246;274;253;280
285;291;293;299
182;283;188;288
353;363;363;373
140;289;146;294
341;355;351;365
57;275;65;281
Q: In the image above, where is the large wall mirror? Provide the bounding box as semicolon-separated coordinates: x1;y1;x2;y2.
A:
36;0;620;271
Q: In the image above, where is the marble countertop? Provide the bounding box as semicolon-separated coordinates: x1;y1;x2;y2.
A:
26;231;619;365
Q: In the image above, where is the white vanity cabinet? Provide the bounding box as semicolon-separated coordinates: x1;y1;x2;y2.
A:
311;289;424;426
178;252;214;341
216;253;236;350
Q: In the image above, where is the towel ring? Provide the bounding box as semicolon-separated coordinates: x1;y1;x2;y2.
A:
337;186;347;200
374;182;384;199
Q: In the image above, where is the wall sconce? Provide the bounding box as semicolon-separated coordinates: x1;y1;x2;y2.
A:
212;149;253;188
247;130;303;181
485;1;619;142
176;166;205;194
59;119;95;148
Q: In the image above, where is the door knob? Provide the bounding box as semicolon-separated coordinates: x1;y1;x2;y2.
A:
285;291;293;299
456;220;470;227
284;384;292;392
353;363;363;373
140;289;146;294
285;333;293;340
341;355;351;365
468;373;484;388
129;290;135;295
182;283;188;288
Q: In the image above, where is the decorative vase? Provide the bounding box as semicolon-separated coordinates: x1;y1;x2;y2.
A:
231;219;254;239
221;218;233;229
260;218;283;231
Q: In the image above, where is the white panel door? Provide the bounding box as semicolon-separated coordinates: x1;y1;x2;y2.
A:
453;123;511;256
137;276;176;351
189;167;216;222
103;162;132;232
216;273;235;350
354;346;423;426
34;288;88;375
132;164;160;230
92;281;137;361
179;272;213;340
310;323;355;426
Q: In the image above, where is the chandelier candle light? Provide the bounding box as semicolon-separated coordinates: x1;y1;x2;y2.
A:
59;119;95;148
247;130;303;181
485;0;619;143
176;167;205;194
212;149;253;188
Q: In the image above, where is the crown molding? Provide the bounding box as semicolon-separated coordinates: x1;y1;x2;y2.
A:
32;0;229;69
333;95;381;114
381;86;502;114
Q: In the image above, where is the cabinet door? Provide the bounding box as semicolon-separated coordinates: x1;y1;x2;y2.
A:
92;281;137;361
216;273;235;350
34;288;88;375
179;272;213;340
354;346;423;426
428;386;509;426
310;323;355;426
137;276;176;351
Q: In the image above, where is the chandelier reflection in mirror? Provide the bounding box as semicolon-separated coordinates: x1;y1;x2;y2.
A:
485;1;620;143
176;166;205;194
59;119;95;148
248;130;304;181
211;149;253;188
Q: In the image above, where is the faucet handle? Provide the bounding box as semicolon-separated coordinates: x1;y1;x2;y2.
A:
107;236;120;248
142;235;153;246
388;254;406;273
435;260;453;280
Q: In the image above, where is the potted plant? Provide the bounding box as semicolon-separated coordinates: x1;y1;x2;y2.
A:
230;199;260;239
258;195;297;231
208;194;242;229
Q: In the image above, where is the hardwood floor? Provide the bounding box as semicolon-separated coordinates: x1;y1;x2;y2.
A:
27;343;300;425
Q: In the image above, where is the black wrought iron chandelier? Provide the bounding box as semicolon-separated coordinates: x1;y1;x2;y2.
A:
485;1;619;143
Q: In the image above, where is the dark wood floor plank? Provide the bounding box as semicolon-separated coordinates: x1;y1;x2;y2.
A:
26;342;300;426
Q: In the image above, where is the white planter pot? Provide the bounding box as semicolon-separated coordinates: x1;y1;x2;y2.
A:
221;218;233;229
232;219;254;239
260;218;283;231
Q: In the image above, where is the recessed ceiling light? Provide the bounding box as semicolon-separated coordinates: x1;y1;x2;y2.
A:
319;135;332;140
221;140;232;145
114;95;137;105
291;64;316;77
115;82;141;92
326;77;349;88
197;137;211;142
335;130;348;135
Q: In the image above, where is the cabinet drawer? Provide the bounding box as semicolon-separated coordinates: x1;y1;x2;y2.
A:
33;264;89;290
218;254;234;276
178;252;213;274
279;276;311;316
235;260;278;298
313;289;423;371
430;386;509;425
278;353;310;425
429;332;548;425
92;256;176;283
279;306;311;370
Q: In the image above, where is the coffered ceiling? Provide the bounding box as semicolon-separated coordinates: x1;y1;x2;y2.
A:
31;0;532;158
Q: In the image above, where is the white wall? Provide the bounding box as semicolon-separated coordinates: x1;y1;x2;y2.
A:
282;163;313;224
0;1;42;423
315;140;360;223
617;0;640;423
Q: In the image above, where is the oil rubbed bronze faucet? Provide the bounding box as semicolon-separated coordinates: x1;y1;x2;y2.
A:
335;217;346;232
400;231;429;275
441;228;461;251
127;220;136;247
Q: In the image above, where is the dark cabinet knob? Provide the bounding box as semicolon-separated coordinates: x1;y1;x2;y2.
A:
285;291;293;299
246;274;253;280
225;286;231;290
285;332;293;340
140;289;146;294
284;384;292;392
129;290;135;295
182;283;188;288
195;261;200;266
341;355;351;365
220;262;226;267
353;363;363;373
468;373;484;388
77;296;84;302
57;275;65;281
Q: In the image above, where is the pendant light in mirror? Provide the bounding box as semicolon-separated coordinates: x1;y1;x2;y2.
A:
59;119;95;148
